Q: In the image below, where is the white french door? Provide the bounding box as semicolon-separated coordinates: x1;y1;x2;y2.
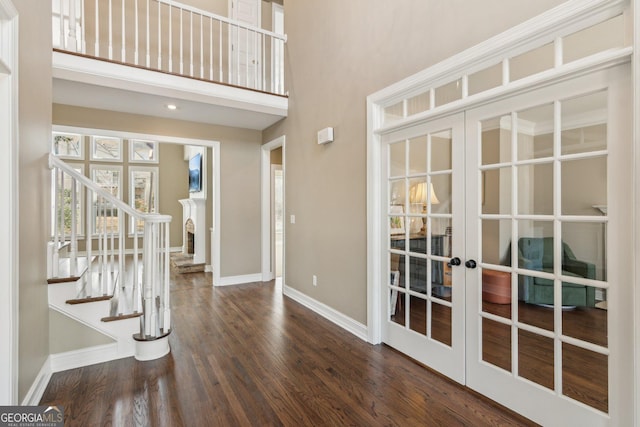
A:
381;65;633;425
229;0;261;89
382;113;466;383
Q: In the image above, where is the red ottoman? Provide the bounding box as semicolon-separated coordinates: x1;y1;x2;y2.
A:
482;270;511;304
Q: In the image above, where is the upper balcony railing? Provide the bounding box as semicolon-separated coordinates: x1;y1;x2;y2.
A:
53;0;287;96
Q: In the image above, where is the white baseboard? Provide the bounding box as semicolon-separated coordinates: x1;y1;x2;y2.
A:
216;273;263;286
21;357;52;406
49;343;123;373
283;285;368;342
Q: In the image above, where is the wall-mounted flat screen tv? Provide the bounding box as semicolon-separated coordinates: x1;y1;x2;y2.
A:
188;152;202;193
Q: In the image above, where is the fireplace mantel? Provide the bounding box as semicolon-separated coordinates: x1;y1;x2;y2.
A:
179;198;206;264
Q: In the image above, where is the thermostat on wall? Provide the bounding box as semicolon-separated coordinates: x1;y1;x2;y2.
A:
317;127;334;145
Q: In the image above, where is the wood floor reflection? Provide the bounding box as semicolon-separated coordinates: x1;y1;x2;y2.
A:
392;295;608;413
41;270;536;426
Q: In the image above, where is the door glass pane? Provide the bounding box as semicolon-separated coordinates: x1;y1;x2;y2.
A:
431;130;452;171
431;218;452;257
482;168;512;215
391;291;406;326
468;63;502;97
482;219;511;266
481;115;511;166
518;283;554;331
562;343;608;413
389;178;406;207
431;302;452;346
562;287;607;346
408;177;427;235
482;318;511;372
482;269;512;319
408;255;428;294
431;174;451;214
517;104;554;160
518;329;554;390
407;92;430;117
518;163;553;215
409;136;428;174
510;43;554;82
517;221;554;271
389;140;406;177
561;91;607;155
563;15;625;64
409;296;427;335
561;156;607;216
384;101;404;125
434;79;462;108
561;222;606;281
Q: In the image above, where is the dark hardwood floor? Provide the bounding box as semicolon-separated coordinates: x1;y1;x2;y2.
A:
41;270;537;426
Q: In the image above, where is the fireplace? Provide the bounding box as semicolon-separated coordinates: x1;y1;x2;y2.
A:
185;219;195;254
179;198;206;264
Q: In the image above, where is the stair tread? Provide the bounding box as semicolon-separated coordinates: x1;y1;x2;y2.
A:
65;270;118;303
47;256;92;284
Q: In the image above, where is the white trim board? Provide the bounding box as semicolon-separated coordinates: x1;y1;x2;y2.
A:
49;343;122;373
20;358;52;406
261;136;286;286
283;285;368;342
216;273;263;287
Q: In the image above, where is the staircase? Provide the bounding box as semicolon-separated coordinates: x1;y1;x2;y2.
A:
48;153;172;362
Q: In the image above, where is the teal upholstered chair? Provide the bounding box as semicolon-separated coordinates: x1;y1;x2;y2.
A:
517;237;596;307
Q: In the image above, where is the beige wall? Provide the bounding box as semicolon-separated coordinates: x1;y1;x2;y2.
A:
17;1;53;401
49;311;114;354
263;0;567;324
53;104;262;277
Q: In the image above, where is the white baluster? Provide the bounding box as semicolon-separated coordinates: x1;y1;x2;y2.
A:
146;0;150;67
200;14;203;78
245;28;249;87
134;0;139;64
108;0;113;59
86;187;93;287
52;167;60;277
179;8;183;75
157;1;162;69
219;21;223;82
81;0;86;53
67;0;77;50
168;4;172;72
58;0;64;49
70;177;77;276
94;0;100;56
133;224;139;312
262;34;265;91
121;0;126;61
59;169;66;248
209;17;213;81
189;11;193;76
163;221;170;331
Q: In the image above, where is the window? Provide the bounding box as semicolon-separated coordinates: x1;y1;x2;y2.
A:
51;165;84;236
52;132;83;159
129;167;158;233
129;139;158;163
91;165;122;234
91;136;122;161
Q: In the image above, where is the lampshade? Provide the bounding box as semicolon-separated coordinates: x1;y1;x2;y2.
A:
410;182;440;205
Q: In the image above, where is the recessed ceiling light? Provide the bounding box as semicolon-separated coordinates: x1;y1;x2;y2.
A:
166;104;177;110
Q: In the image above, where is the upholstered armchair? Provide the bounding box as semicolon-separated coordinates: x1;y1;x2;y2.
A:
518;237;596;307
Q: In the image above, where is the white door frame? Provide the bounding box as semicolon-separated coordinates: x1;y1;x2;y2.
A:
271;164;283;278
261;136;285;286
0;0;19;405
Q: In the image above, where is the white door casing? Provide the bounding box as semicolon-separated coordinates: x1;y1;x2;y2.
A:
0;0;18;405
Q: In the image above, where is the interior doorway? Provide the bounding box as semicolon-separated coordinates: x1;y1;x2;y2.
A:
261;136;285;289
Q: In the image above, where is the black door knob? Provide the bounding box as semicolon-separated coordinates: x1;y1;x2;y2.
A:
465;259;477;269
448;257;461;267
